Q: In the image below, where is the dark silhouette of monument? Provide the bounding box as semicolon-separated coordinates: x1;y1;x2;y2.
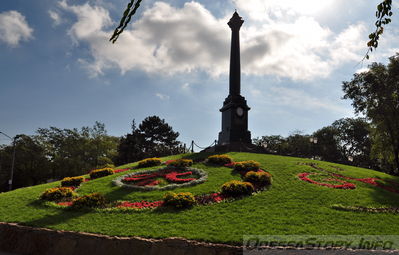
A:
206;11;263;153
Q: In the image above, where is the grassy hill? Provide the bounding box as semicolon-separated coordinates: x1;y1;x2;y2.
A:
0;152;398;245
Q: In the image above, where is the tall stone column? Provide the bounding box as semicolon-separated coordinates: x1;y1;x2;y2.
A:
217;11;251;148
228;12;243;96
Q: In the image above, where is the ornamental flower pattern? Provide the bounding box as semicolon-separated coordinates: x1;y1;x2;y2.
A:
298;172;356;189
113;167;208;191
298;164;399;194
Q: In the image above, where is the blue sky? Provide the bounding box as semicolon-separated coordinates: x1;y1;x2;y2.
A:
1;0;399;149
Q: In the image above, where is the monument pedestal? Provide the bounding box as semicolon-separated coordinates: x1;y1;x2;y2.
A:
218;95;251;145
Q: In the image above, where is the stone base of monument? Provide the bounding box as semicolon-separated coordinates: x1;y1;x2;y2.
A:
201;142;268;153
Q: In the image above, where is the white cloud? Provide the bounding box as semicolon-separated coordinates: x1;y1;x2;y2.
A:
59;1;368;81
155;93;170;100
181;82;190;90
0;10;33;47
49;10;62;26
271;87;348;114
355;67;369;74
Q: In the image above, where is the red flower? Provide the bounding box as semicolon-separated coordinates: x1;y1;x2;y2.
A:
114;168;130;173
58;202;73;206
298;172;356;189
118;200;164;209
224;162;235;168
165;171;195;182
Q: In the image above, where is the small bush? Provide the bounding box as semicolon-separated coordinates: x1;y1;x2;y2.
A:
163;192;196;209
234;160;260;173
40;187;76;201
97;163;116;169
61;176;85;187
244;171;272;187
207;154;233;165
221;180;254;197
89;168;114;179
137;158;162;168
71;193;107;209
168;159;193;168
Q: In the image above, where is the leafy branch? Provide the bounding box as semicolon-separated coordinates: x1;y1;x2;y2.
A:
109;0;143;43
365;0;393;60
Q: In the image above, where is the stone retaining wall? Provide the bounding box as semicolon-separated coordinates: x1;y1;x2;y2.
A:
0;222;241;255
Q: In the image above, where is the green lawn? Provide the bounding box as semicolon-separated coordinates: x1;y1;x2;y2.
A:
0;152;398;245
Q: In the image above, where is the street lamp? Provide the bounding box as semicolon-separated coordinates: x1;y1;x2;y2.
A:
309;137;318;160
0;131;18;191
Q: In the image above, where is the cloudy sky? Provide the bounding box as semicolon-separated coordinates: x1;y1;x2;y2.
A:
1;0;398;148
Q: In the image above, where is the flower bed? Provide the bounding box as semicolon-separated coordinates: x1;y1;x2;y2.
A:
113;167;208;191
113;168;130;173
51;157;273;211
298;173;356;189
117;200;164;209
298;164;399;194
116;192;227;210
331;204;399;214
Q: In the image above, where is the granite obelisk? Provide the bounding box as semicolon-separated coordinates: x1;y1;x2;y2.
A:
218;11;252;148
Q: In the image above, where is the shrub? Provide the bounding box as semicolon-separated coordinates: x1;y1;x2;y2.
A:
40;187;76;201
89;168;114;179
163;192;196;209
234;160;260;173
137;158;162;168
207;154;233;165
97;163;116;169
168;159;193;168
244;171;272;187
221;180;254;197
61;176;85;187
71;193;107;209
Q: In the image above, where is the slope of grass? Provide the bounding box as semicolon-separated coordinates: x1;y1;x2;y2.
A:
0;152;398;245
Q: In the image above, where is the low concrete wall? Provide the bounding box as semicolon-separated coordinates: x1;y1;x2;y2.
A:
0;222;241;255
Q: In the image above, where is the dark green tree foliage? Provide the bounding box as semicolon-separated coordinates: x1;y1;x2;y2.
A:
343;55;399;173
254;132;312;158
110;0;142;43
331;118;373;168
285;131;312;158
36;122;119;178
253;135;287;154
117;116;184;164
117;120;145;164
0;135;51;191
0;123;118;191
366;0;393;59
313;126;343;163
254;118;375;170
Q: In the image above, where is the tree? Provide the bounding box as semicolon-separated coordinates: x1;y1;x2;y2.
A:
253;135;287;154
116;120;145;164
36;122;118;178
116;116;184;164
343;55;399;173
313;126;343;163
331;118;374;168
0;135;51;191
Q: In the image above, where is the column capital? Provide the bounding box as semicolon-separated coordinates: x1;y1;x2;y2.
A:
228;11;244;30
